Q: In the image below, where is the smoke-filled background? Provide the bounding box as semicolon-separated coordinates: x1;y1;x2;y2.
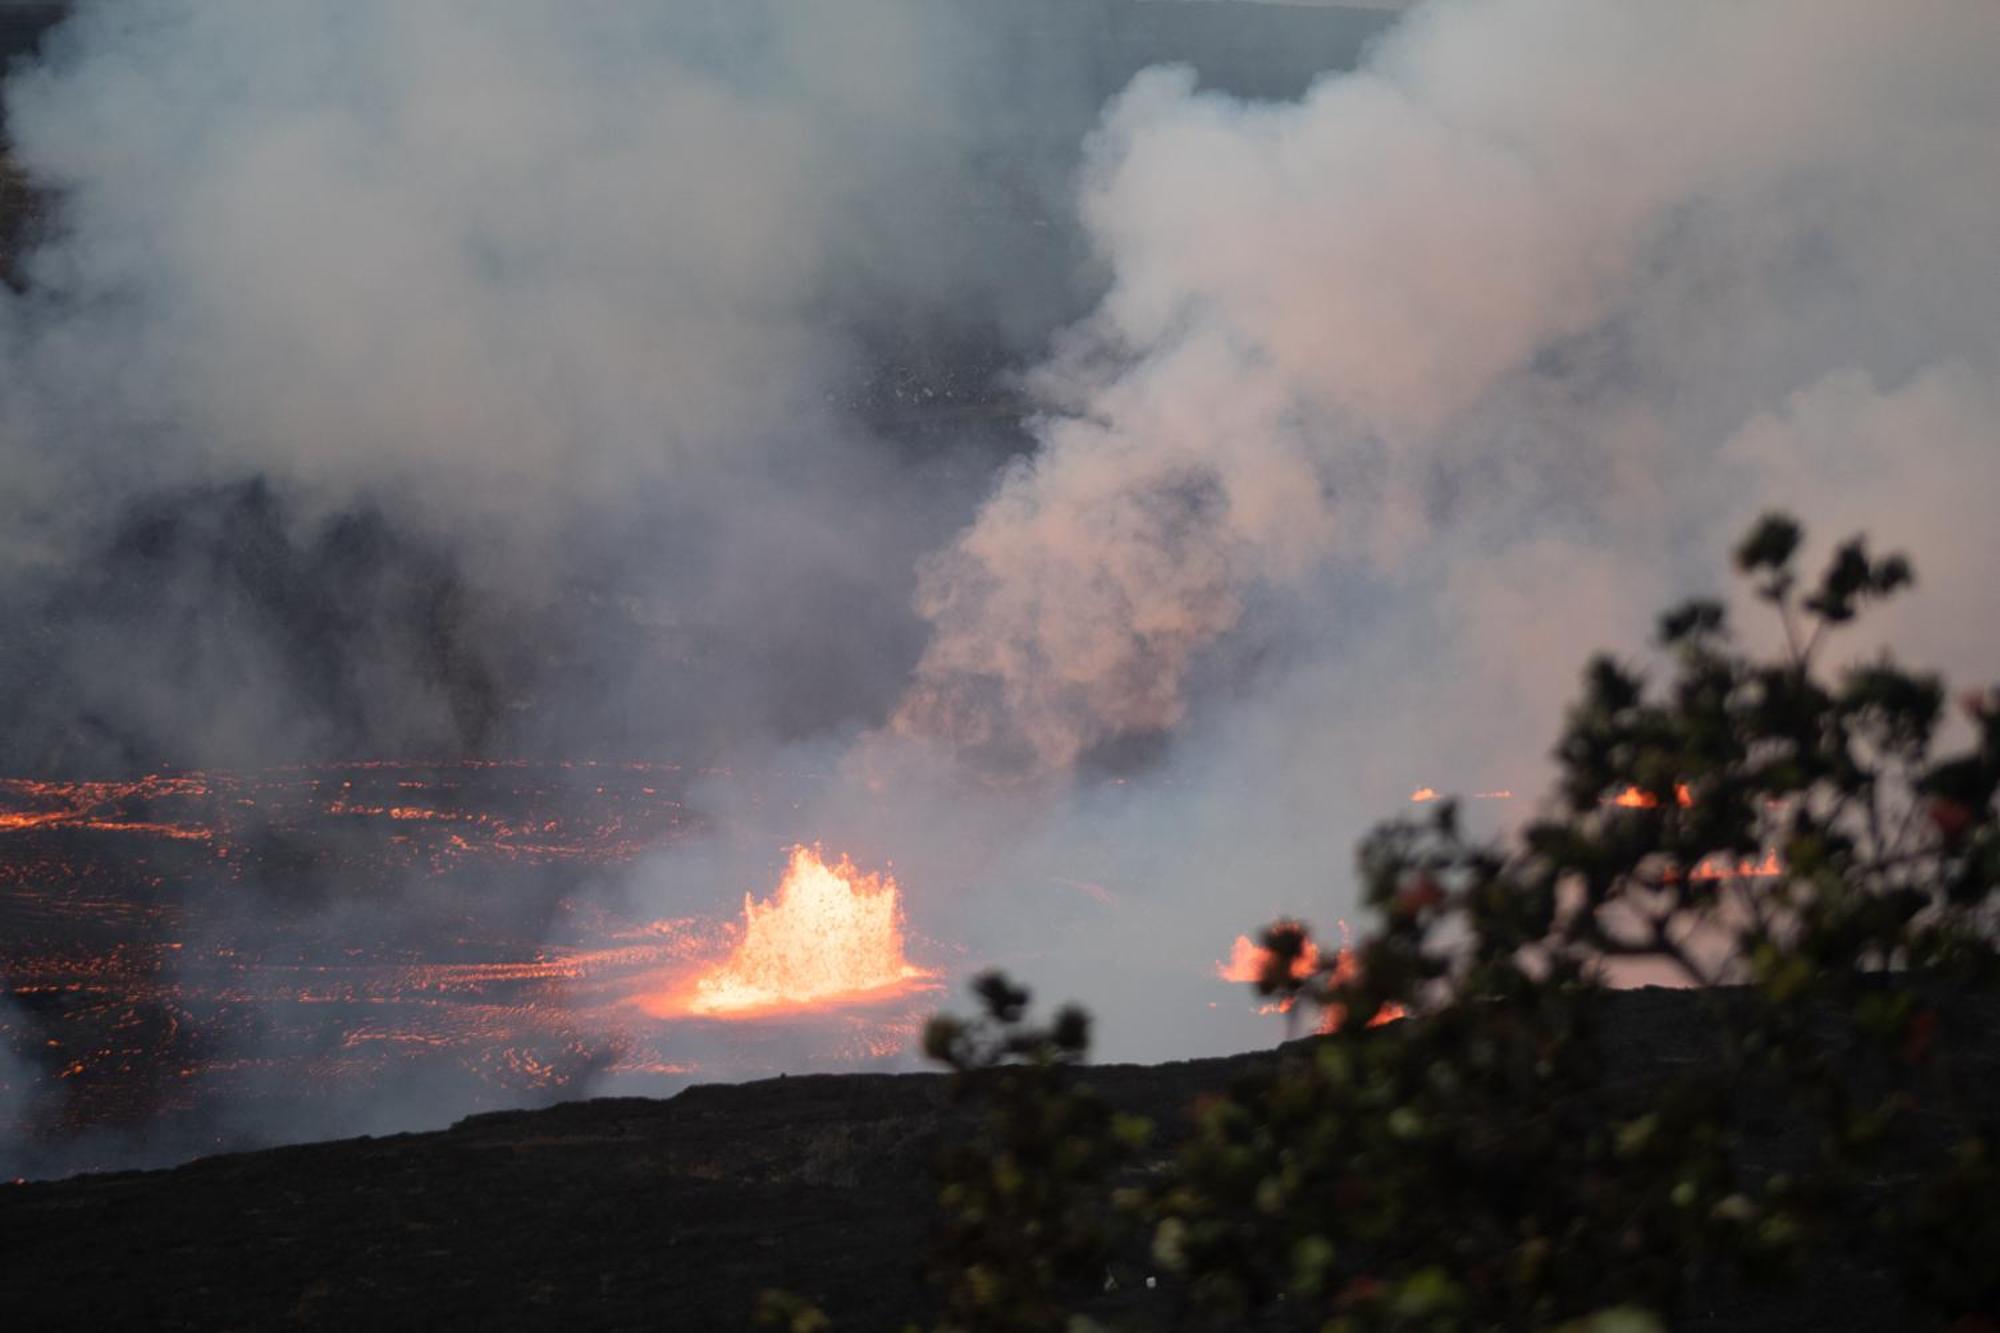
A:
2;0;1997;1176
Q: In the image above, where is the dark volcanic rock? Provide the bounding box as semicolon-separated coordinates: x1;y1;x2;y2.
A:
4;987;1995;1330
1;1043;1270;1331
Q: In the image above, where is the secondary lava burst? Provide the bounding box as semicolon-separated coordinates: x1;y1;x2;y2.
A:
639;846;937;1020
1216;924;1406;1032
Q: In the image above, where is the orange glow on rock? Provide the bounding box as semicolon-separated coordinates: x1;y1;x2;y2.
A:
641;846;934;1019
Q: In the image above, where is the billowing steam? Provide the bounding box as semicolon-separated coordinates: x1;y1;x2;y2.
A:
898;0;2000;775
3;0;1998;1174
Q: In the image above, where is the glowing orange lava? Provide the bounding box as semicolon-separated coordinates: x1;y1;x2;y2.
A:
1687;849;1785;880
1214;927;1322;1018
1215;923;1406;1030
1408;787;1512;804
1610;783;1694;809
1215;930;1320;985
1317;928;1408;1032
641;846;934;1019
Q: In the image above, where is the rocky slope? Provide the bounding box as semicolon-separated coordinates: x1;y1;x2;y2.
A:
5;987;1995;1330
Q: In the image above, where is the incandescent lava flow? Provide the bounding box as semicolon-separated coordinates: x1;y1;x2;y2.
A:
0;762;942;1178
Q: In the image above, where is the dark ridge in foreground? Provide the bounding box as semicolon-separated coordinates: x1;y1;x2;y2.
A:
4;987;1994;1331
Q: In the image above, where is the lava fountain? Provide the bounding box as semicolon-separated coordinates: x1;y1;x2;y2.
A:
640;846;935;1019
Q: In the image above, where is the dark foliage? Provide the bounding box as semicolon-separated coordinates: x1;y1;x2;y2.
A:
917;974;1151;1332
910;515;1998;1332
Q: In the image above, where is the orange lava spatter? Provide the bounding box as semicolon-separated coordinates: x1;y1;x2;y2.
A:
1215;931;1320;985
1610;783;1694;809
1215;923;1407;1030
646;846;933;1019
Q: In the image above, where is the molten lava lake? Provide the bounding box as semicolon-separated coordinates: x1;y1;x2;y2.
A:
0;762;943;1180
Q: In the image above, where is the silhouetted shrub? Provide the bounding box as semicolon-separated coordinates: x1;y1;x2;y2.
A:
790;515;1999;1331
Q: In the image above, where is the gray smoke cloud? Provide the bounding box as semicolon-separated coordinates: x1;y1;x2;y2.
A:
0;0;1388;773
0;0;1020;771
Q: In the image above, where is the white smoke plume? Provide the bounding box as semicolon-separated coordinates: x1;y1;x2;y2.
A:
899;0;2000;779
